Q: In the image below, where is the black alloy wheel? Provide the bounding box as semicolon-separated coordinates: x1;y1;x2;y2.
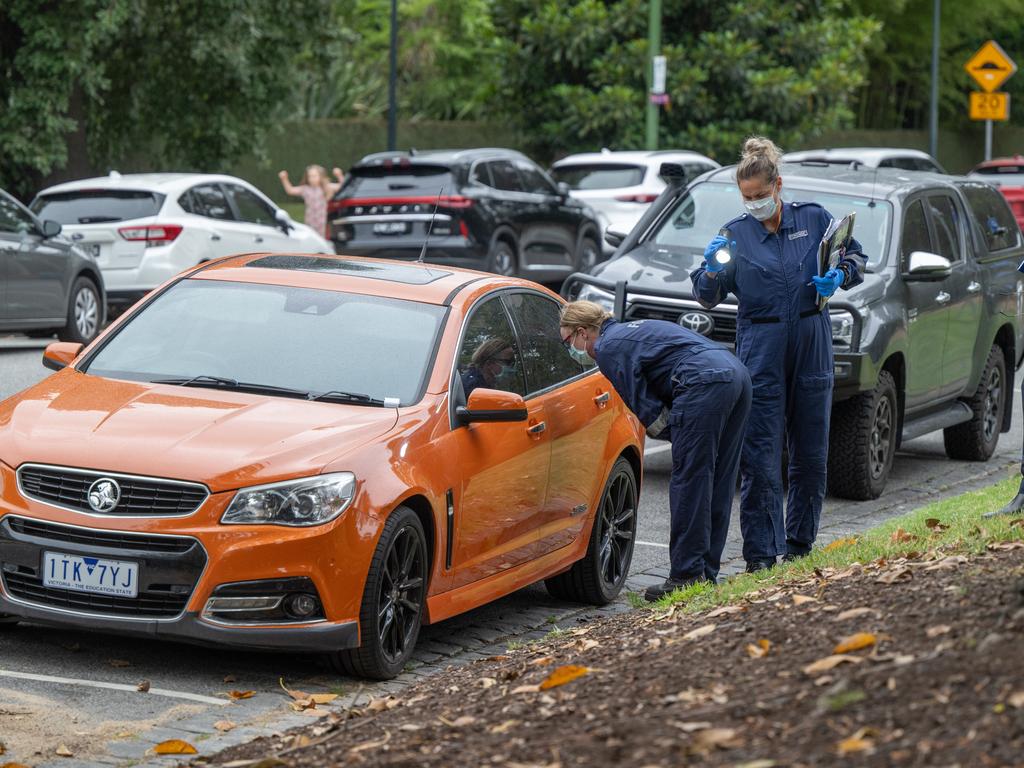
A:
577;237;600;272
944;344;1006;461
545;456;638;604
869;390;894;482
827;370;897;500
329;506;427;680
486;240;517;277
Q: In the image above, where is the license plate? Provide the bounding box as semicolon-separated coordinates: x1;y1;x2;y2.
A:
42;551;139;598
373;221;410;235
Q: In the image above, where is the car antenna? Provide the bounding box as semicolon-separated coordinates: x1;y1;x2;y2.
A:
417;186;444;264
868;166;879;208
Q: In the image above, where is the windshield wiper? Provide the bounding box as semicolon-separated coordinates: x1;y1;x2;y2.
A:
151;375;312;399
78;216;122;224
153;374;240;388
307;390;389;406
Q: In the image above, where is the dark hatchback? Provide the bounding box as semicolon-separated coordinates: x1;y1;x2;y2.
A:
0;189;106;344
328;149;603;281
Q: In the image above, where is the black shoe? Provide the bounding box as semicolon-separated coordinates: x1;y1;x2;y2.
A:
644;575;706;602
782;551;809;563
745;558;776;574
984;492;1024;518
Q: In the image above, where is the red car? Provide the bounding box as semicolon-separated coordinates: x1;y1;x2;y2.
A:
968;156;1024;229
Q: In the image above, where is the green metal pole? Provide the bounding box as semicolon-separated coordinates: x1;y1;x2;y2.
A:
645;0;662;150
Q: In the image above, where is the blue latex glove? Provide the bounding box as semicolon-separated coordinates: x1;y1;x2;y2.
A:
702;235;729;273
811;268;844;298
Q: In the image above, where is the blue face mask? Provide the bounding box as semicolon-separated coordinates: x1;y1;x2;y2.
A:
498;364;516;379
568;338;594;366
744;194;778;221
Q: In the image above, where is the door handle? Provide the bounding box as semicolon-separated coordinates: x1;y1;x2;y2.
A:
594;392;610;407
967;281;982;293
527;421;547;435
254;236;264;243
935;291;951;304
210;234;221;241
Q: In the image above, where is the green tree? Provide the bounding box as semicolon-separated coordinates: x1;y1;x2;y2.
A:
491;0;879;162
0;0;332;200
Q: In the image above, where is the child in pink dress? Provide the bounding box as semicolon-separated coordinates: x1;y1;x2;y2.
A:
278;165;345;238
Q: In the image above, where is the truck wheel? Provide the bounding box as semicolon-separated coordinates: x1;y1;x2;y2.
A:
943;345;1005;461
486;240;517;277
828;370;897;501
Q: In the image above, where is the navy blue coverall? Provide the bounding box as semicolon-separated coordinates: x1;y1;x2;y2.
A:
594;318;752;582
690;202;865;564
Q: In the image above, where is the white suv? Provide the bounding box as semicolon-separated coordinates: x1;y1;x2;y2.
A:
550;150;719;254
32;173;333;314
781;147;946;173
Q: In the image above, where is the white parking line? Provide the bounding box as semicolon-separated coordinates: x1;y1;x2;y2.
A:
635;540;670;548
0;669;229;705
643;443;673;457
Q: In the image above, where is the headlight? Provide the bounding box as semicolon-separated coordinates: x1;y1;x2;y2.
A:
830;309;855;351
576;284;615;311
221;472;355;527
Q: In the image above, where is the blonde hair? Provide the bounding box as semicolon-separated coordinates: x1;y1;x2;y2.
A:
560;300;612;330
736;136;783;184
302;164;332;197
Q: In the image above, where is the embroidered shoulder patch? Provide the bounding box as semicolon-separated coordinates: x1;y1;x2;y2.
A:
788;229;808;240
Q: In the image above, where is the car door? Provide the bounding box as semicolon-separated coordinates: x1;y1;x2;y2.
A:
223;183;292;252
0;193;67;321
448;293;552;589
182;184;240;259
927;192;982;397
502;290;613;558
513;159;578;273
900;197;948;408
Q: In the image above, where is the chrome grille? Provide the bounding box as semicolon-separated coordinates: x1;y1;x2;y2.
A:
18;465;208;517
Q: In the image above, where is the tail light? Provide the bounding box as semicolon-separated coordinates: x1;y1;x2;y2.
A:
331;196;475;213
118;224;182;246
614;193;659;203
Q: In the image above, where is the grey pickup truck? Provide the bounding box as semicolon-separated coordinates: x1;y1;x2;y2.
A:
564;163;1024;500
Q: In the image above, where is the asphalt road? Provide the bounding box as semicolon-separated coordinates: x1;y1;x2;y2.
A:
1;335;1021;765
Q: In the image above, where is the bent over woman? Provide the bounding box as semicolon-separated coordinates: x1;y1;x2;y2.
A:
559;301;752;601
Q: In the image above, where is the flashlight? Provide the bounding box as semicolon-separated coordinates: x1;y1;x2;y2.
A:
711;227;732;266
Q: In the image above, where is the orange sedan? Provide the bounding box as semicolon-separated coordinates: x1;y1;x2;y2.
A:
0;254;644;679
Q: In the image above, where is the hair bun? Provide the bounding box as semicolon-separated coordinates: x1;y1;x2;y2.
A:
737;135;783;183
742;136;782;164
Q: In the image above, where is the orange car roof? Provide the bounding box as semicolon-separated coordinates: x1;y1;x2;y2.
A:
188;253;538;306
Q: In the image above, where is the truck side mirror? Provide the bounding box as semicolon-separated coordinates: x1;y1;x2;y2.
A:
604;229;626;249
905;251;952;280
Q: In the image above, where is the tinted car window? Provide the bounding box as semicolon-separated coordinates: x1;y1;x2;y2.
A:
32;190;164;225
901;199;932;262
516;161;556;195
486;161;523;192
551;163;645;190
469;162;493;187
188;184;234;220
0;193;37;233
959;181;1020;252
929;196;961;262
456;296;526;399
503;292;587;393
227;184;277;226
341;164;454;197
85;281;445;405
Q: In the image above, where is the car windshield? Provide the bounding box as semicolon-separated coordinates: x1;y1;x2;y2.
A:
550;163;646;190
970;166;1024;186
84;280;446;405
31;189;165;225
650;181;892;268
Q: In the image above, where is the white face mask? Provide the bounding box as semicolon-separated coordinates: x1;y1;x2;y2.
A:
744;194;778;221
567;332;594;366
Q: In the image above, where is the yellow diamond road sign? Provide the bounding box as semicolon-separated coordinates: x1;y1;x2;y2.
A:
965;40;1017;93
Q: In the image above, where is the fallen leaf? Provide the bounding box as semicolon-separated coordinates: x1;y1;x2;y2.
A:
924;555;968;571
478;677;498;689
214;720;236;732
227;690;255;700
746;639;772;658
925;518;949;532
792;595;817;606
55;745;74;757
367;696;399;712
1;763;32;768
682;624;717;641
707;605;745;618
823;536;857;552
876;566;912;584
137;680;150;693
153;739;197;755
439;715;476;727
529;656;555;666
310;693;338;705
925;624;951;638
987;541;1024;551
834;607;877;621
289;697;315;711
890;528;916;543
280;678;310;701
834;632;877;654
399;723;425;731
837;730;875;755
691;727;742;751
107;659;131;668
803;655;864;676
575;639;600;652
223;674;237;683
512;684;541;694
671;721;712;732
733;761;778;768
489;719;521;734
539;664;590;690
1008;691;1024;708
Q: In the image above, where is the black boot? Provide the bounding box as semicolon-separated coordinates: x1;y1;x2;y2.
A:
985;492;1024;518
782;551;809;563
644;575;707;602
745;558;776;574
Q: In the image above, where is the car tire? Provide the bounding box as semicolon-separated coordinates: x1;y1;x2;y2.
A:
486;239;517;277
943;344;1005;461
327;505;427;680
827;370;897;501
545;456;637;605
58;276;101;344
577;236;600;272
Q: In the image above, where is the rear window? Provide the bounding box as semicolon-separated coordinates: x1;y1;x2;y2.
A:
551;163;645;190
970;165;1024;187
958;181;1021;252
339;164;455;198
31;189;164;225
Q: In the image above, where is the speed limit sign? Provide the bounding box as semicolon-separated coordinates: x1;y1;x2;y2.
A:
970;91;1010;121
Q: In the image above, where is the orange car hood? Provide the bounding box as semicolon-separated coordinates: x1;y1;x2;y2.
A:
0;371;399;492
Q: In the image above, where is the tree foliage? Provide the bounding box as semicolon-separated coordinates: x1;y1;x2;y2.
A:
0;0;331;199
490;0;879;161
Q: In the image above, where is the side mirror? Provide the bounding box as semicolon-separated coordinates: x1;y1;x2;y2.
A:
42;341;83;372
556;181;572;197
274;208;294;232
40;219;61;238
659;162;688;186
604;229;626;249
455;388;528;426
905;251;952;280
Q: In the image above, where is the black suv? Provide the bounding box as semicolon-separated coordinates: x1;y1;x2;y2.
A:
329;149;602;281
